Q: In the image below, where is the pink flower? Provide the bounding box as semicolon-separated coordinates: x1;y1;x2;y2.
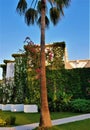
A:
35;68;41;73
49;52;54;61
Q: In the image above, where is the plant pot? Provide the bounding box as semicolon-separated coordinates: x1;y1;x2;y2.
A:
11;104;24;112
2;104;11;111
24;104;38;113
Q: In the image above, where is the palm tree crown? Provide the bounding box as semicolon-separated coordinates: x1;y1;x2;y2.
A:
16;0;71;26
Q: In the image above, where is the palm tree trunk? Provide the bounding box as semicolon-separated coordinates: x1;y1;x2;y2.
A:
39;0;52;128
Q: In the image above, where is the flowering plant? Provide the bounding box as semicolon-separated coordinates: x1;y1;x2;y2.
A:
45;48;54;66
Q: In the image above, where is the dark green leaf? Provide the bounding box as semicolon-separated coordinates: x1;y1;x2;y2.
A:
37;16;50;28
50;7;60;25
25;8;38;25
16;0;27;15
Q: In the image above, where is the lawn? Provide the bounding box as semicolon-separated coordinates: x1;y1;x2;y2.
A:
57;119;90;130
52;119;90;130
34;119;90;130
0;110;81;126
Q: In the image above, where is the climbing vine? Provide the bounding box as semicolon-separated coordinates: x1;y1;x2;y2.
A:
13;53;28;103
0;42;65;104
24;41;65;70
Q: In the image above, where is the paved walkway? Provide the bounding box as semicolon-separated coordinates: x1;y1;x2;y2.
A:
0;114;90;130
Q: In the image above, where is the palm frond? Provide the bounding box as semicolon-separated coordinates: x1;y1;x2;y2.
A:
54;0;71;8
25;8;38;26
45;16;50;28
50;0;71;16
37;0;42;14
63;0;71;7
37;16;50;28
16;0;27;15
57;3;64;16
50;7;60;25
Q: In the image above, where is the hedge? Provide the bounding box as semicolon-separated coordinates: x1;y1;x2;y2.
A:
47;68;90;100
46;68;90;111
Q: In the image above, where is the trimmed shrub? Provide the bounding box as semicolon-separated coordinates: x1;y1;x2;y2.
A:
5;115;16;125
0;118;6;126
70;99;90;113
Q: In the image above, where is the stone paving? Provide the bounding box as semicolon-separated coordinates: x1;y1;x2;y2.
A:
0;114;90;130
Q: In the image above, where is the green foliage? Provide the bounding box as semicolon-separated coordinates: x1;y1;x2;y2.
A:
46;69;72;112
0;83;3;103
25;44;40;69
0;79;14;104
50;7;60;25
78;68;90;99
47;68;90;112
51;42;65;69
25;42;65;106
16;0;27;15
70;99;90;113
27;75;40;105
1;43;90;109
14;54;28;103
0;118;6;126
0;115;16;126
1;59;90;110
25;8;38;25
5;115;16;125
16;0;70;27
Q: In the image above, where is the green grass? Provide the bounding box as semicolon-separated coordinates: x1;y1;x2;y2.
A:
0;111;40;126
50;112;80;120
0;110;80;126
34;119;90;130
52;119;90;130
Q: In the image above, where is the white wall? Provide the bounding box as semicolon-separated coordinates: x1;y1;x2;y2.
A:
6;63;15;79
0;68;2;80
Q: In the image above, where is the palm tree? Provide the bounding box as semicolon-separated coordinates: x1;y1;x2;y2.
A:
16;0;71;128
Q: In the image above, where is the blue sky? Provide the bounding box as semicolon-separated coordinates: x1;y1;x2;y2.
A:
0;0;89;79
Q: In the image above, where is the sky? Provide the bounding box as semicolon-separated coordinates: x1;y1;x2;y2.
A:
0;0;89;79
